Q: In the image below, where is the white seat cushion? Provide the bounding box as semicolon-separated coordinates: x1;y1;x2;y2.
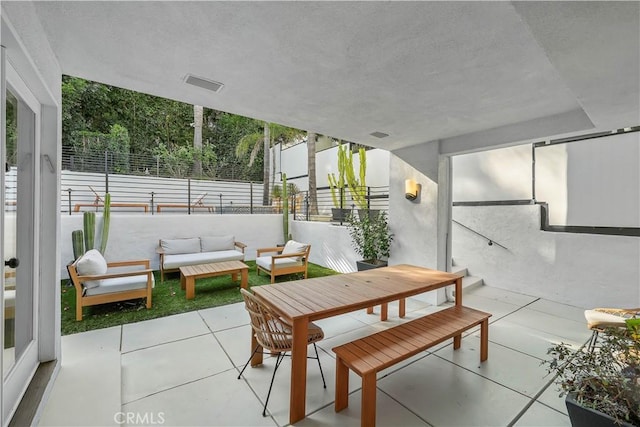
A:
85;273;155;296
163;250;244;270
256;256;303;272
584;309;632;329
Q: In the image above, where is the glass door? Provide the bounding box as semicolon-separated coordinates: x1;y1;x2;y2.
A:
2;57;39;422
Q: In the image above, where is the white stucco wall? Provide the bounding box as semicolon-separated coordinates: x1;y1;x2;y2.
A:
452;205;640;308
60;214;283;276
290;220;358;273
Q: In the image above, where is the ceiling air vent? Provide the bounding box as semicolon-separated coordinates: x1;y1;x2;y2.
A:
370;131;389;139
184;74;224;93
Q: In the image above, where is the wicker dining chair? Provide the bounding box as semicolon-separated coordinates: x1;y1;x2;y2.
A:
237;288;326;416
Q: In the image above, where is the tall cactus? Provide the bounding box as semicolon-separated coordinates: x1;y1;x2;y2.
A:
83;212;96;251
282;173;289;243
328;143;347;208
99;193;111;254
345;147;367;209
72;230;85;260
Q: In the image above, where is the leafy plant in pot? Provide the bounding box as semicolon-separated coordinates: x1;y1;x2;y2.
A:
346;211;393;271
544;325;640;427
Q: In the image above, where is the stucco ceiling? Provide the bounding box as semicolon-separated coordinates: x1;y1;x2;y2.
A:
29;1;640;152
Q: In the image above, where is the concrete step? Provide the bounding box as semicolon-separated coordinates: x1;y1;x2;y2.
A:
462;275;484;292
451;265;468;276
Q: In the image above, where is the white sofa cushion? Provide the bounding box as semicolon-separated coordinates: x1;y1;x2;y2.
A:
75;249;108;289
85;273;154;296
161;238;201;255
256;256;303;272
163;250;244;270
201;235;235;252
281;240;309;260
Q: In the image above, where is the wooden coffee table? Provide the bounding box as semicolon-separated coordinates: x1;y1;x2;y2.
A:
179;260;249;300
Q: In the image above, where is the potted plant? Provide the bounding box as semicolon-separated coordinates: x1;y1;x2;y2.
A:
346;211;393;271
544;325;640;427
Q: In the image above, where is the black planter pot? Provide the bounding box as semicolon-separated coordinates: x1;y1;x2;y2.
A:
331;208;351;223
565;392;634;427
356;259;388;271
357;209;380;221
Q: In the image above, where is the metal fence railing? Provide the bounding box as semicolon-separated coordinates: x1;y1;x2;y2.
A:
293;185;389;223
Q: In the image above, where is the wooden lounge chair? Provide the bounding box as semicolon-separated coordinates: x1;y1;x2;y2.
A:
255;240;310;283
67;249;153;321
156;193;215;213
73;186;149;212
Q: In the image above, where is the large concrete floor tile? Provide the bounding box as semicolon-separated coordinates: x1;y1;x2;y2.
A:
214;324;253;367
121;370;276;427
39;333;121;427
238;349;345;426
514;401;570;426
317;324;379;353
122;334;233;403
379;354;531;427
296;389;431;427
199;301;249;332
501;308;591;344
537;383;569;415
526;299;587;323
460;294;522;321
435;335;549;397
468;285;539;306
472;318;584;361
121;311;210;352
61;326;121;361
314;314;369;339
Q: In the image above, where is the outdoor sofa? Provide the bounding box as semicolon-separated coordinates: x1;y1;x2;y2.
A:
156;235;246;281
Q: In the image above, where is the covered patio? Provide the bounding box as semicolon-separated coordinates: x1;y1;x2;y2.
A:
1;1;638;426
39;285;589;426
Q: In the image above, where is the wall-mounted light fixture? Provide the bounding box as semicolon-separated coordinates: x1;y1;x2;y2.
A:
405;179;420;201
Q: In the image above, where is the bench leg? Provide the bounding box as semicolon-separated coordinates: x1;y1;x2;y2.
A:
185;277;195;300
361;372;377;427
480;319;489;362
240;269;248;289
366;307;374;314
399;298;406;318
335;357;349;412
453;334;461;350
380;303;388;321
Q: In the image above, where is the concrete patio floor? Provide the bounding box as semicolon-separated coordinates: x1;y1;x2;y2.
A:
37;285;591;427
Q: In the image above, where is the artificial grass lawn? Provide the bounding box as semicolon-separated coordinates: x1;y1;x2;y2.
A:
61;261;340;335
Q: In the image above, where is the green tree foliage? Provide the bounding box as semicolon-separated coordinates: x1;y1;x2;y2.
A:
70;124;131;173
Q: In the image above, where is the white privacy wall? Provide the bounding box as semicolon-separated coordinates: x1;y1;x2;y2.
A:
60;214;282;276
452;205;640;308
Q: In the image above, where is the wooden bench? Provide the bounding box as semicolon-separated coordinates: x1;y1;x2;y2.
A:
333;305;491;427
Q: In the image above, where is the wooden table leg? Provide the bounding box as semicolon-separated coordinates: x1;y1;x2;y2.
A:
185;277;195;299
180;273;186;290
290;317;309;424
240;269;248;289
366;307;374;314
380;303;388;321
399;298;406;318
232;272;238;282
480;318;489;362
455;277;462;306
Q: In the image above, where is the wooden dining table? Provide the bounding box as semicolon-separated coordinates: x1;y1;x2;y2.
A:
251;264;463;424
